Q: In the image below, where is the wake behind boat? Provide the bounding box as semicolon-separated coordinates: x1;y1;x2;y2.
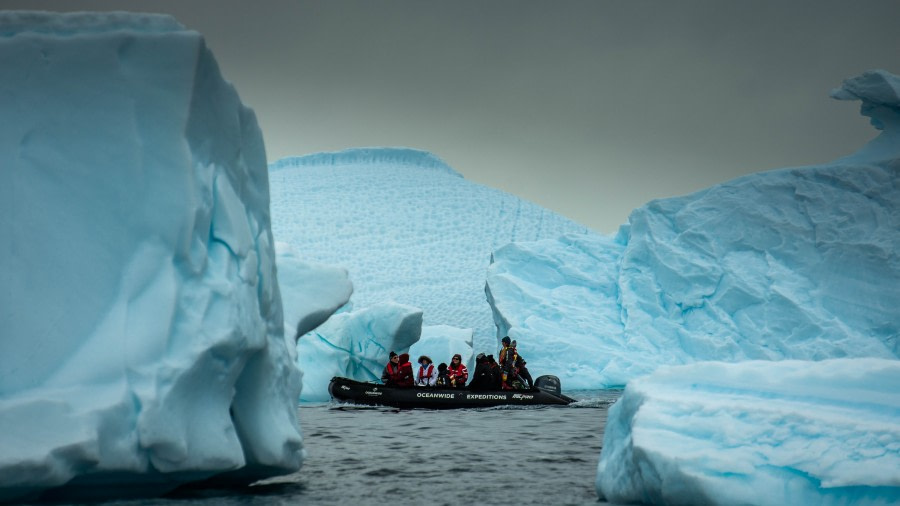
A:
328;375;576;409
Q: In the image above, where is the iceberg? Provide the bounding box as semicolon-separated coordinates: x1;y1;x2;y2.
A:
276;242;353;341
486;69;900;389
269;147;595;361
0;12;319;501
596;359;900;505
409;325;475;373
297;303;422;401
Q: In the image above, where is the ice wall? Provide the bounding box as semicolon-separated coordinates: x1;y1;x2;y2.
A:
596;359;900;505
487;69;900;389
0;12;305;501
269;147;594;356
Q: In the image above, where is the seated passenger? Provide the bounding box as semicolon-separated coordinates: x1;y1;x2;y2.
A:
435;362;451;387
468;353;493;391
415;355;437;386
381;351;400;385
514;343;534;389
394;353;414;387
487;354;502;389
447;353;468;388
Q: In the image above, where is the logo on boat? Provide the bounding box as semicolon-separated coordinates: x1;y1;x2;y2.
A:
511;394;534;400
365;390;383;396
341;386;350;390
466;394;506;400
417;392;455;399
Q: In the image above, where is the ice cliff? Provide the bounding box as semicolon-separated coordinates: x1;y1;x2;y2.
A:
269;147;593;390
0;12;317;501
487;69;900;389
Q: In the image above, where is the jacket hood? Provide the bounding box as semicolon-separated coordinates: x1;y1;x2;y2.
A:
398;353;410;363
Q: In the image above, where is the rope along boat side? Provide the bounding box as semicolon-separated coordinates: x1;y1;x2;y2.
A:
328;375;575;409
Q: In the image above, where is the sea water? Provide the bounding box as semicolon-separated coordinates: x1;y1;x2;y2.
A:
26;391;619;506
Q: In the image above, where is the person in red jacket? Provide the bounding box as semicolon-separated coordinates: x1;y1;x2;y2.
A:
381;351;400;385
394;353;414;387
447;353;468;388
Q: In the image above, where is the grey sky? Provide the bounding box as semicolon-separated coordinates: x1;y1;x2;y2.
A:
3;1;899;233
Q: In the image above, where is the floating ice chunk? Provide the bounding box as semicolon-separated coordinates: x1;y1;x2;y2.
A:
298;302;423;402
596;359;900;505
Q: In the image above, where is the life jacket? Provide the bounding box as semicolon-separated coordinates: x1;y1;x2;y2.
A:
417;363;435;384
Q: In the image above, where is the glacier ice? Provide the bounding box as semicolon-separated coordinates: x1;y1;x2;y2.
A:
409;325;475;373
0;11;318;501
269;147;594;360
595;359;900;505
297;303;423;401
276;242;353;341
486;70;900;389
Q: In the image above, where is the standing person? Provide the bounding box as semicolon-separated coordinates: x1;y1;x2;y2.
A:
415;355;437;386
447;353;468;388
381;351;400;385
395;353;414;387
498;336;518;390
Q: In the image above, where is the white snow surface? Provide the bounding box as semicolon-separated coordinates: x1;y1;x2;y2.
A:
297;303;422;401
596;359;900;505
487;69;900;389
268;147;593;359
0;12;316;501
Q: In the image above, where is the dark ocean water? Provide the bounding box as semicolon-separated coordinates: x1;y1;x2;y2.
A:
27;391;620;506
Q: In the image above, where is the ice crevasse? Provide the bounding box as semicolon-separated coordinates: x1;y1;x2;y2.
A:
0;12;327;501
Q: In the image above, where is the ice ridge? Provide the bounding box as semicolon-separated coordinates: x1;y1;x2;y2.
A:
270;147;462;178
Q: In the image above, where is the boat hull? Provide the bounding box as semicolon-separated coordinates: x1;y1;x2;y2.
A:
328;376;574;409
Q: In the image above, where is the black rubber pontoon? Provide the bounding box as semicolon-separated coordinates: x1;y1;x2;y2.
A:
328;375;576;409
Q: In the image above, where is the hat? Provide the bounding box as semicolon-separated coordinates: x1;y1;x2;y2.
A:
418;355;432;364
511;340;517;347
501;336;511;345
476;352;486;361
389;351;398;359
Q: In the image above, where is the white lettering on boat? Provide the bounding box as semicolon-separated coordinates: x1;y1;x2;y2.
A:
466;394;507;400
365;390;383;396
416;392;455;399
511;394;534;400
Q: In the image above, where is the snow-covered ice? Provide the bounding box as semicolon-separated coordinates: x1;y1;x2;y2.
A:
269;147;593;358
0;11;325;501
590;70;900;505
486;70;900;389
596;359;900;505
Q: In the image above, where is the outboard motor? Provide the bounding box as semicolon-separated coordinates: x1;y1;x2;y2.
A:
534;375;562;396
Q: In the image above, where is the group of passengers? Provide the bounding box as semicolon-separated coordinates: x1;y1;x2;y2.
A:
381;336;532;391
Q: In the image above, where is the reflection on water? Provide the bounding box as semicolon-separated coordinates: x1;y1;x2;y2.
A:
30;391;621;506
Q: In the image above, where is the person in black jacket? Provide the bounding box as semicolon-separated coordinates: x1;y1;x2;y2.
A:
468;353;493;390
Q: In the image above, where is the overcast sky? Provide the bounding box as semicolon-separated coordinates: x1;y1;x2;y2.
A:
3;1;899;233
